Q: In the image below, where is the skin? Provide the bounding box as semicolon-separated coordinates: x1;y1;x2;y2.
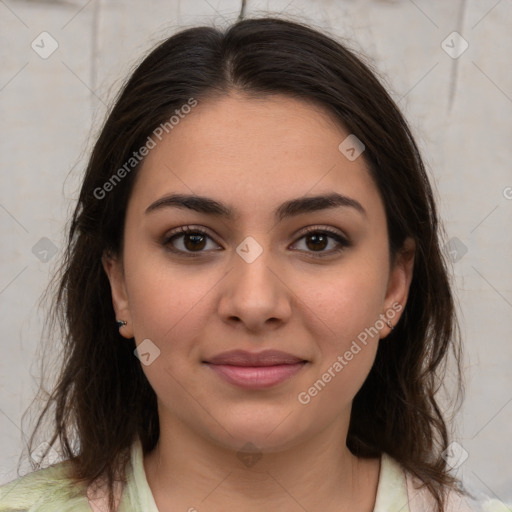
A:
103;92;415;511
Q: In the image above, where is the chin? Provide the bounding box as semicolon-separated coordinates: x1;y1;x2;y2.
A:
204;409;310;454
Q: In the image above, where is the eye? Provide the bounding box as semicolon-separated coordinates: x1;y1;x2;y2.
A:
291;227;350;258
162;225;221;256
162;225;350;259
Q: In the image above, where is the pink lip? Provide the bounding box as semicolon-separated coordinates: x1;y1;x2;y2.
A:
204;350;307;389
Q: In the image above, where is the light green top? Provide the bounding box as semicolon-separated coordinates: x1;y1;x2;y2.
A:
0;438;509;511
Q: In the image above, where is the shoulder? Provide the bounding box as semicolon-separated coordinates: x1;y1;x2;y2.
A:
479;497;512;512
0;461;92;512
402;459;511;512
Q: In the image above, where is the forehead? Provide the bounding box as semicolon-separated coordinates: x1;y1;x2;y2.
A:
128;92;383;222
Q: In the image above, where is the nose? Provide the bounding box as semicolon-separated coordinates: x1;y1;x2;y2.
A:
217;241;292;333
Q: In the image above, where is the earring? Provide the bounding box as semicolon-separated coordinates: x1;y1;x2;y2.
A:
385;319;393;330
116;320;127;329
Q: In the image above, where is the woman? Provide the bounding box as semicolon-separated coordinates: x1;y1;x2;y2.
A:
0;16;508;512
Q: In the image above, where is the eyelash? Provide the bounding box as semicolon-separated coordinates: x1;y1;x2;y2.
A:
162;225;350;259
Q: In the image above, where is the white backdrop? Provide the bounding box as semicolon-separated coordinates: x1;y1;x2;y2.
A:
1;0;511;504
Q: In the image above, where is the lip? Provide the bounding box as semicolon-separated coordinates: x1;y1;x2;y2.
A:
203;350;308;389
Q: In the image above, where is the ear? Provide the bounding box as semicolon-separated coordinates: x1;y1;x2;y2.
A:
102;251;134;339
381;237;415;337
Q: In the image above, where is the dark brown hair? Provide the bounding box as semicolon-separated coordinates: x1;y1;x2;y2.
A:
23;15;463;512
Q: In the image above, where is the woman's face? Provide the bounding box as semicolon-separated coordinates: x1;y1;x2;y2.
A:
104;92;414;453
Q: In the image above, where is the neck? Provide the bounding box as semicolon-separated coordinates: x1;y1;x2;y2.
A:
143;411;380;512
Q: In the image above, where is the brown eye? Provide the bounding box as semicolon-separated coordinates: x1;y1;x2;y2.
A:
304;233;329;251
291;228;350;258
182;233;207;251
163;226;221;256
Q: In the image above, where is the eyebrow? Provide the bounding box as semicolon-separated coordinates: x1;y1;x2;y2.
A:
145;192;366;221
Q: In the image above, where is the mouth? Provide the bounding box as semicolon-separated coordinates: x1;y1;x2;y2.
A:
203;350;308;389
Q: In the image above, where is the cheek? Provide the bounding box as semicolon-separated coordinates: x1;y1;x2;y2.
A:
128;270;215;346
305;261;388;342
295;269;384;416
122;241;220;355
296;254;388;392
122;259;216;406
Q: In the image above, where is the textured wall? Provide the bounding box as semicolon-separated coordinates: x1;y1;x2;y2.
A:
1;0;511;504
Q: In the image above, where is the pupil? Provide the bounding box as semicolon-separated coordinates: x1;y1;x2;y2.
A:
307;234;327;251
185;234;206;251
